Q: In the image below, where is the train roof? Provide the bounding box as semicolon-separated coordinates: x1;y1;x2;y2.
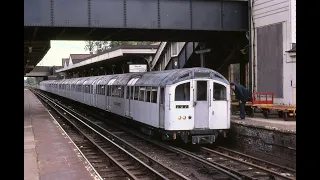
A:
40;68;229;86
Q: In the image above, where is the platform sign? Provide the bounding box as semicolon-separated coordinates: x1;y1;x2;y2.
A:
129;64;147;72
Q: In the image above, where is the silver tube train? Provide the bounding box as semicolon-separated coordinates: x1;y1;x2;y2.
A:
40;67;231;144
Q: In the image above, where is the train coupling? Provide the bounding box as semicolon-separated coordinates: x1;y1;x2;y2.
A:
192;135;215;144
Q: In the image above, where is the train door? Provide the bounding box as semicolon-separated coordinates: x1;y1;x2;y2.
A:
95;80;102;108
159;87;165;128
125;86;131;117
91;80;98;107
92;82;96;106
194;80;209;129
106;86;111;111
210;81;229;129
106;79;116;111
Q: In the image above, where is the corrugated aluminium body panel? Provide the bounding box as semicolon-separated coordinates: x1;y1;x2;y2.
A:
42;68;229;88
257;23;283;98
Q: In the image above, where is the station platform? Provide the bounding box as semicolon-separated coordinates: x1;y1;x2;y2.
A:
229;114;296;168
231;114;296;134
24;89;96;180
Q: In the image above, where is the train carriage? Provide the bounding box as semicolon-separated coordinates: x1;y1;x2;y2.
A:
96;76;113;110
39;68;230;144
83;77;98;106
69;78;80;101
75;78;89;103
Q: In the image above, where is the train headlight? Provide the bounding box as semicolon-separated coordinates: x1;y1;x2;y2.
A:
182;116;186;120
188;116;192;119
178;116;181;120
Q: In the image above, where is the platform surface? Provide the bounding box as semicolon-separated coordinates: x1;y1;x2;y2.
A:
231;114;296;133
24;89;97;180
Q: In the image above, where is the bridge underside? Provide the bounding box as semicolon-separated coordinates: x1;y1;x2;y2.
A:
24;40;50;74
24;0;248;73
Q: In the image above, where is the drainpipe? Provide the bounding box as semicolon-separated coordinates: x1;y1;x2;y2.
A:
248;0;253;94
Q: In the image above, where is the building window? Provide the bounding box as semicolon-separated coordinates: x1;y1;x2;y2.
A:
171;42;179;56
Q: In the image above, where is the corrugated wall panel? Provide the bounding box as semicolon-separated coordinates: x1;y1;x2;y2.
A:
257;23;283;98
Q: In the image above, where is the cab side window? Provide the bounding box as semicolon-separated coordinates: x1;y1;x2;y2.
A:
175;82;190;101
213;83;227;100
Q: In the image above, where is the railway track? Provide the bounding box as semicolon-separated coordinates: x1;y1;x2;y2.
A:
33;89;242;180
71;103;296;180
34;89;296;180
197;146;296;180
33;90;190;180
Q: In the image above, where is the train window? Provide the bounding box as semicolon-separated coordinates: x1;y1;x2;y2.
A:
160;88;164;104
101;85;105;95
130;87;134;100
119;86;124;98
114;86;118;97
112;86;116;97
197;81;207;101
134;86;139;100
151;87;158;103
213;83;227;100
139;87;145;101
85;85;89;93
112;86;117;97
175;82;190;101
145;87;151;102
126;87;130;99
107;86;110;96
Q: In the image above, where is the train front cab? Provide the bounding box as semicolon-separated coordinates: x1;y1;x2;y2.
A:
166;79;230;144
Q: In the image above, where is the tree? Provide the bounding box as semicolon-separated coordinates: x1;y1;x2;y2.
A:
84;41;95;52
84;41;107;53
26;77;36;86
